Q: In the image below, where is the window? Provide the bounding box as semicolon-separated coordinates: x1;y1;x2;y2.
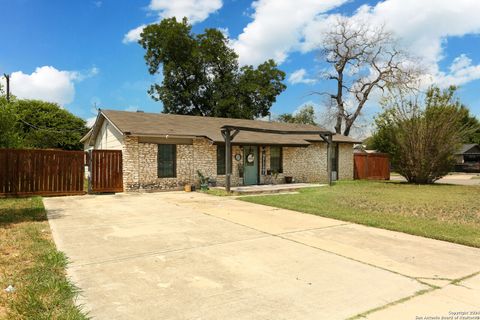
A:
270;146;283;173
157;144;176;178
217;145;226;175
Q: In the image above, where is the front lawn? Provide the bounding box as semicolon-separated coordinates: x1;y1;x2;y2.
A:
0;197;87;319
240;181;480;248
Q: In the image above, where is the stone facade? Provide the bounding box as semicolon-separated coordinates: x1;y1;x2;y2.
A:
122;137;354;191
338;143;354;180
283;143;329;183
122;136;140;191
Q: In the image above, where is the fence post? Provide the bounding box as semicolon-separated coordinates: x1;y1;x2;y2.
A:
87;150;93;194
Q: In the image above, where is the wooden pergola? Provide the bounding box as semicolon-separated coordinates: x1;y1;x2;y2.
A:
220;125;334;192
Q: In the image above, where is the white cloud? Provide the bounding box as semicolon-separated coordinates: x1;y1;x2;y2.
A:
436;54;480;87
301;0;480;87
232;0;348;66
123;0;222;44
148;0;222;23
233;0;480;87
288;69;317;85
1;66;98;105
123;24;147;44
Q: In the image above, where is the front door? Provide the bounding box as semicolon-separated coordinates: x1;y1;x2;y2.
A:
243;146;258;185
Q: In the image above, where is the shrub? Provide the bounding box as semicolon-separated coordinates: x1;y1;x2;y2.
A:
372;86;475;184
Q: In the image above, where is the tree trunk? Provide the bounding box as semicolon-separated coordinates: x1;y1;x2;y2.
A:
343;119;354;136
334;116;342;134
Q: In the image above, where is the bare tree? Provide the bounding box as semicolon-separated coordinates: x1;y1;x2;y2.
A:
316;17;420;136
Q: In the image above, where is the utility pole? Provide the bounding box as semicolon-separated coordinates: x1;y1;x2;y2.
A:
3;74;10;102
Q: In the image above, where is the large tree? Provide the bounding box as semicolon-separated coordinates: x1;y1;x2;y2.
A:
139;17;286;119
277;105;317;125
11;99;88;150
371;86;475;184
317;18;420;136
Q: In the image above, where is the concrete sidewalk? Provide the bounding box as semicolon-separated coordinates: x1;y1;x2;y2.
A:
44;192;480;319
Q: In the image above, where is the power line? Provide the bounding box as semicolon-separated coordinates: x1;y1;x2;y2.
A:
18;118;87;134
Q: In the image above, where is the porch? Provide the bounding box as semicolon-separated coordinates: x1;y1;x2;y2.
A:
213;183;326;195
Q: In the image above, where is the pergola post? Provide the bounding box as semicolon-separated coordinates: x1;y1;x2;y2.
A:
326;134;333;186
221;125;334;190
223;128;232;192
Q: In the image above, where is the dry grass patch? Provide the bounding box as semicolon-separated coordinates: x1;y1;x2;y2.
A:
0;197;87;320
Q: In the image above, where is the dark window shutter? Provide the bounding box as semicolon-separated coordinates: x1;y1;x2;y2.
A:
217;145;226;175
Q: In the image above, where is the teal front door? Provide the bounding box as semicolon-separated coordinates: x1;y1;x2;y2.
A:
243;146;258;185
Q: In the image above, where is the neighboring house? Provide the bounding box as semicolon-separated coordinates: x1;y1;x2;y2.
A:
353;145;379;154
455;144;480;172
455;144;480;164
81;110;360;192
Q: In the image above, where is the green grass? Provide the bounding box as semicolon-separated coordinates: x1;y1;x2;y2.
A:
0;197;87;320
240;180;480;248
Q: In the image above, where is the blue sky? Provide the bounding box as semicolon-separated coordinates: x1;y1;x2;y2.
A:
1;0;480;132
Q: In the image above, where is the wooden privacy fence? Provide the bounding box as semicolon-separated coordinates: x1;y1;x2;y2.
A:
354;153;390;180
0;149;85;196
89;150;123;193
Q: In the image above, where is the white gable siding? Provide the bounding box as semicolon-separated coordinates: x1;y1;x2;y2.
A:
94;120;124;150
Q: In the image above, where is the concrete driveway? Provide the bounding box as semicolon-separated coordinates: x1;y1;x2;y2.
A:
44;192;480;320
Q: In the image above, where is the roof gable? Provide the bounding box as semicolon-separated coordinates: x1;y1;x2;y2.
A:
457;144;480;154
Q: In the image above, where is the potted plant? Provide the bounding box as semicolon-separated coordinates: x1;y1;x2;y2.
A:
197;170;210;191
178;181;192;192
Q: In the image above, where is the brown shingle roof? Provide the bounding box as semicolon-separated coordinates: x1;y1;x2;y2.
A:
456;144;480;155
93;110;360;145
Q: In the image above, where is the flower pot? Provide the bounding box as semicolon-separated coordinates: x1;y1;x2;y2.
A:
184;184;192;192
285;176;293;184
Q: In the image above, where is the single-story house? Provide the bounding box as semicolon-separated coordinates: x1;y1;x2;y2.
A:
81;110;360;192
454;144;480;173
455;144;480;164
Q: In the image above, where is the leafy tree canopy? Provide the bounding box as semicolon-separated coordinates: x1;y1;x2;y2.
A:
139;17;286;119
277;105;318;125
0;96;88;150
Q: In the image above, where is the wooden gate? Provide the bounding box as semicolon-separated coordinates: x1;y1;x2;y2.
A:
354;153;390;180
0;149;85;196
89;150;123;193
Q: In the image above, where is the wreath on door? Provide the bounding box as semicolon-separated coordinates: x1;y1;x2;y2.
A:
246;153;255;163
